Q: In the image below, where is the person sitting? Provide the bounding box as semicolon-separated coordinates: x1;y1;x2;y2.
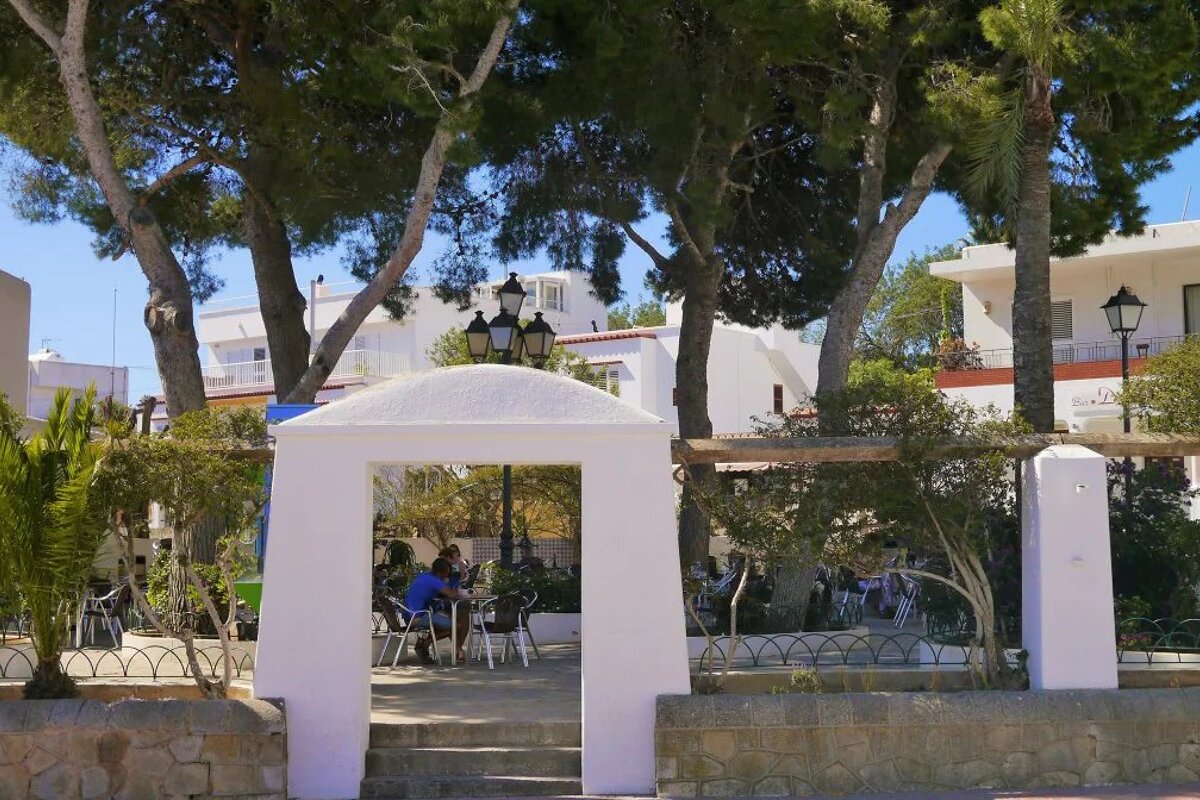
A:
438;545;469;589
404;557;468;664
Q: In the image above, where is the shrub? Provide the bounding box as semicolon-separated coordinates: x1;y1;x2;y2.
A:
490;569;580;613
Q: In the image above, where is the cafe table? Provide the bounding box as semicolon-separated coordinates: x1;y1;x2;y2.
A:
450;593;496;666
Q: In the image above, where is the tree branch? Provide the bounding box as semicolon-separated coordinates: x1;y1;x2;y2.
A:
620;222;669;269
140;154;210;201
6;0;63;54
282;0;520;403
665;199;706;267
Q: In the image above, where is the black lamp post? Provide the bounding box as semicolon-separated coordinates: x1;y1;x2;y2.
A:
464;273;557;567
1101;285;1147;503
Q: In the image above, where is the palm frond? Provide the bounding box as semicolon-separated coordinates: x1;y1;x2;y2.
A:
963;84;1027;209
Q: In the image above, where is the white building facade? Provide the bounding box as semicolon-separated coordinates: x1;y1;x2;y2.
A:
932;221;1200;432
195;271;607;407
932;222;1200;514
27;349;129;421
561;304;819;436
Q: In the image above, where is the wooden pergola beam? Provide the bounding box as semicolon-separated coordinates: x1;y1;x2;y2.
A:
670;433;1200;465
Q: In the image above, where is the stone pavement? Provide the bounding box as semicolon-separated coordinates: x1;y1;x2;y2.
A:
446;787;1200;799
371;642;581;724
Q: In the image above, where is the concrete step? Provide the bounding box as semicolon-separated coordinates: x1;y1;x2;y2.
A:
370;721;581;748
366;746;580;778
359;775;583;799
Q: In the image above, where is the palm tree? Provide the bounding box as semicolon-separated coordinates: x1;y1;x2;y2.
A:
0;386;106;698
966;0;1067;432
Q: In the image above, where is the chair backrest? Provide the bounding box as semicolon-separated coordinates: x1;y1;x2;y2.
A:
517;589;538;613
379;597;407;634
462;562;482;589
491;594;524;633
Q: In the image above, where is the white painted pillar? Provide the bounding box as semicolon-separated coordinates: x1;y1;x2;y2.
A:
1021;444;1118;690
580;435;691;795
254;438;372;800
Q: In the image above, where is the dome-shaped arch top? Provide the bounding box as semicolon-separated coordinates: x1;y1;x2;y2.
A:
280;364;664;427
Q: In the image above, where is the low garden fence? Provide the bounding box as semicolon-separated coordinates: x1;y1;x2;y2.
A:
0;643;255;681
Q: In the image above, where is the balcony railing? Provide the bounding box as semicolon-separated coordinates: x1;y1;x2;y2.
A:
939;334;1195;371
202;349;411;392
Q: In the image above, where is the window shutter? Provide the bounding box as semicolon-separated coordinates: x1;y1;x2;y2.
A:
1050;300;1073;340
773;384;784;414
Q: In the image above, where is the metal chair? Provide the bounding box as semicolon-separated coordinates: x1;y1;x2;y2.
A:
516;589;541;660
376;595;440;667
472;594;531;669
893;575;921;628
83;585;128;646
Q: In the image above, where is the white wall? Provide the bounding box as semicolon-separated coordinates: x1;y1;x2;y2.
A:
27;358;129;419
947;233;1200;352
0;271;30;413
564;319;818;435
198;271;607;371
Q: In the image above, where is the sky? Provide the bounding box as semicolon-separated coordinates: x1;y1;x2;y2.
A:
1;139;1198;400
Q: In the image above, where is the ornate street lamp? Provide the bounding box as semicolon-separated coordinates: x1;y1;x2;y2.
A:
522;312;557;367
465;311;491;363
1101;285;1147;503
463;274;558;567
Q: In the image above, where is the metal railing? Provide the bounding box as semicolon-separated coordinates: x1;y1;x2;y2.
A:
202;349;411;391
0;644;254;680
939;334;1194;371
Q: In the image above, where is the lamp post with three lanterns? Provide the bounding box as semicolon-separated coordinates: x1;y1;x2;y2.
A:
463;273;557;567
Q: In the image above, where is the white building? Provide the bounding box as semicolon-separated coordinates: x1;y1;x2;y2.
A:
195;271;607;407
932;222;1200;516
27;349;129;421
931;221;1200;433
561;304;819;435
0;270;31;415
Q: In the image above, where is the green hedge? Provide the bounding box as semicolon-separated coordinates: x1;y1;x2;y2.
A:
490;570;581;613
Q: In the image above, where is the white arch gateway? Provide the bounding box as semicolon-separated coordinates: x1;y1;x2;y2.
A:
253;365;691;799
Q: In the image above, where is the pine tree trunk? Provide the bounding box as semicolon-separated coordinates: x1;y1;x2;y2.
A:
19;0;208;416
1012;66;1056;433
168;512;223;631
765;553;816;632
242;181;311;400
815;80;950;398
676;252;723;569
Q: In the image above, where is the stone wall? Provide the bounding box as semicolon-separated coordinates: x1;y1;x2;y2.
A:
656;688;1200;797
0;698;285;799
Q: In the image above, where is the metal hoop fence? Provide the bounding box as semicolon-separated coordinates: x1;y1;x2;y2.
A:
0;644;254;681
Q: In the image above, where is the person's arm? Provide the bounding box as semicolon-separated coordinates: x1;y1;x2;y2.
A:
437;581;458;598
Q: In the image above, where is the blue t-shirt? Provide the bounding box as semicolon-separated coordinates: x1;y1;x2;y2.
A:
405;572;448;615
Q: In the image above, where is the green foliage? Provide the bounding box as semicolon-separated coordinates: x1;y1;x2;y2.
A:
789;667;824;694
1109;461;1200;620
145;554;243;625
607;300;666;331
1123;337;1200;434
859;245;966;370
952;0;1200;255
490;569;581;614
0;387;106;698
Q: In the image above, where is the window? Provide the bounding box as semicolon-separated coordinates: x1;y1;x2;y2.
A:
773;384;784;414
353;335;366;352
590;365;619;396
1186;284;1200;335
1050;299;1073;341
542;282;563;311
252;347;267;362
524;282;537;304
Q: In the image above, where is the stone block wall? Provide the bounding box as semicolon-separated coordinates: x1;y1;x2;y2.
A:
656;688;1200;797
0;698;285;799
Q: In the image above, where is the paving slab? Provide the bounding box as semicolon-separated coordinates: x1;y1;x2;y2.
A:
371;643;581;724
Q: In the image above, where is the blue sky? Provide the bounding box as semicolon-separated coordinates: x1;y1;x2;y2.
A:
2;139;1198;400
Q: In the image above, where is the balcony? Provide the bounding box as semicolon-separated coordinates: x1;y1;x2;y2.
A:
202;350;411;393
938;334;1195;372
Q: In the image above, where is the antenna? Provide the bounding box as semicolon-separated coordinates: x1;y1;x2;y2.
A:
1183;186;1192;222
111;286;118;400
